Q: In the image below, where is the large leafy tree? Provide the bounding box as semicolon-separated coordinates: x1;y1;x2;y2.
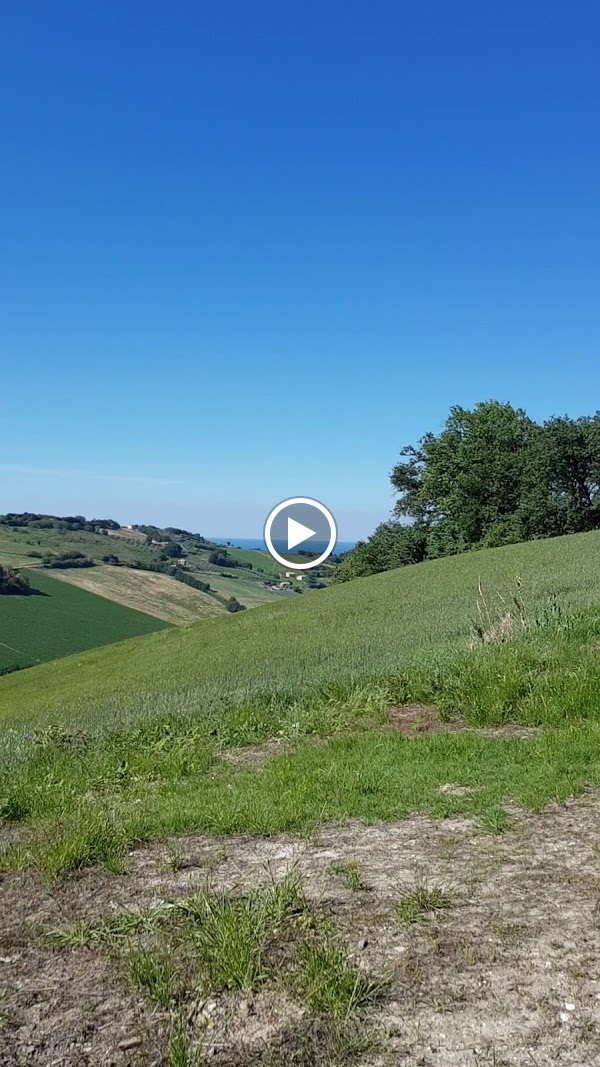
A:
390;401;535;549
336;401;600;582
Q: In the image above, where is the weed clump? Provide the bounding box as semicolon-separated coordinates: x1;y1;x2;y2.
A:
299;941;384;1017
396;878;453;925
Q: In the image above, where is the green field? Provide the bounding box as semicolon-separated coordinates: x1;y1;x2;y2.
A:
0;569;168;672
2;528;600;726
222;544;318;575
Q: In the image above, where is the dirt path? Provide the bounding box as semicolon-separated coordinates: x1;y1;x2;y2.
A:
2;795;600;1064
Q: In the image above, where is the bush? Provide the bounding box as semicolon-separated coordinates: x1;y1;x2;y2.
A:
43;552;96;570
0;566;31;595
225;596;246;613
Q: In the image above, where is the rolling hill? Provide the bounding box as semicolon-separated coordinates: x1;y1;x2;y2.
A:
2;527;600;726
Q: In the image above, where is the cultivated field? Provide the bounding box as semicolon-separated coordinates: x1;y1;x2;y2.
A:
49;564;224;624
2;530;600;1063
0;569;168;672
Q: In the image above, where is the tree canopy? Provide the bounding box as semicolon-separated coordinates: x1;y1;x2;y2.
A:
335;401;600;582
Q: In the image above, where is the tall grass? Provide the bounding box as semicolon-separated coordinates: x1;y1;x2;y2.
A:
2;529;600;732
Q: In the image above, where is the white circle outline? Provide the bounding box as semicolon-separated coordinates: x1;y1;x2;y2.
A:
263;497;337;570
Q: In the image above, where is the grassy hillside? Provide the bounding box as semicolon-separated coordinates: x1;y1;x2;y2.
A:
0;524;157;568
0;569;168;672
2;528;600;726
48;564;224;624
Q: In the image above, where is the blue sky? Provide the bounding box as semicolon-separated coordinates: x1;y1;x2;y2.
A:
2;1;599;539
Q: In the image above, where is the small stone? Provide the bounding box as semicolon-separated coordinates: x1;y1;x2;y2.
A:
118;1036;142;1050
565;1002;576;1012
559;1012;570;1023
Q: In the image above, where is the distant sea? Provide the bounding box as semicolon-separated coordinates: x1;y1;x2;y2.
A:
210;536;357;555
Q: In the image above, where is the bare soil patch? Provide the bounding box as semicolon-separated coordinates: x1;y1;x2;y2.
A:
387;704;541;740
2;796;600;1064
387;703;459;735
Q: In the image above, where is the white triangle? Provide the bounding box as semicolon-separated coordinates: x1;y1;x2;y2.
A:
287;516;317;551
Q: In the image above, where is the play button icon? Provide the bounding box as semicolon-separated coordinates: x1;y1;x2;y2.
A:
287;517;317;551
264;497;337;570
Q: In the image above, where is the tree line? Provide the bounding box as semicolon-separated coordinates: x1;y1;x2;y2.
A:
336;401;600;581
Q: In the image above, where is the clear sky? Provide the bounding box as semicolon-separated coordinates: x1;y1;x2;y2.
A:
2;1;599;539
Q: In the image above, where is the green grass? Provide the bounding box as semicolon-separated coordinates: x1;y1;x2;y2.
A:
0;569;168;671
3;531;600;876
396;880;453;924
329;861;364;892
127;947;182;1007
204;571;286;606
299;941;384;1017
2;528;600;727
6;712;600;877
0;524;157;568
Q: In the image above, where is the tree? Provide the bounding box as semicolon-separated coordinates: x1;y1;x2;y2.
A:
208;549;227;565
391;401;535;549
160;542;184;559
338;400;600;581
333;521;427;582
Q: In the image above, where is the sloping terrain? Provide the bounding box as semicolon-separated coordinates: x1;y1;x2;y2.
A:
47;564;224;624
1;528;599;726
0;569;168;672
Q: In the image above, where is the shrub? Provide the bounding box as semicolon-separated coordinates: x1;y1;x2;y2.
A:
0;566;31;595
226;596;246;613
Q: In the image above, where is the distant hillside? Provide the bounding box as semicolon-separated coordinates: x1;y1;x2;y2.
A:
0;512;329;614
